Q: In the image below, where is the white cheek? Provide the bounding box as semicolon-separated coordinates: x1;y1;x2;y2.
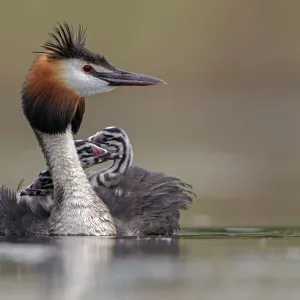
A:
61;59;116;97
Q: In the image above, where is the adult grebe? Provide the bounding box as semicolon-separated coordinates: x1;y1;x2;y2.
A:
0;22;164;235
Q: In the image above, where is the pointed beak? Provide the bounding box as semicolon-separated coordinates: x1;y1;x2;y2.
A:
91;146;108;157
94;68;166;86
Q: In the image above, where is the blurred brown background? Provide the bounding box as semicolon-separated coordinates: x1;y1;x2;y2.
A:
0;0;300;227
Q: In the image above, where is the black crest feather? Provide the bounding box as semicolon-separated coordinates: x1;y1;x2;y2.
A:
37;22;112;67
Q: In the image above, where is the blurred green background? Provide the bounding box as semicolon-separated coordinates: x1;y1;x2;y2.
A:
0;0;300;227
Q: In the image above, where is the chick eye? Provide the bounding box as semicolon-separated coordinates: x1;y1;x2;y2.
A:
82;65;93;73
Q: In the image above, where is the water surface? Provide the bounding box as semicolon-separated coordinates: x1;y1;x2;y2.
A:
0;228;300;300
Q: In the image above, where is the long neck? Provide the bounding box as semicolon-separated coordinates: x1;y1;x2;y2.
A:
89;139;133;188
35;127;93;201
34;126;116;235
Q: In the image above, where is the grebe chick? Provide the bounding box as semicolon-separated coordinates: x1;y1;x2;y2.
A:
22;126;194;235
89;126;193;235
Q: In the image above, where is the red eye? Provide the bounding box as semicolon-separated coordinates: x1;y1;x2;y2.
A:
82;65;93;73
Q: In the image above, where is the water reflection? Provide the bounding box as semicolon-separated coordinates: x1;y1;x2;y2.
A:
0;236;182;300
1;233;300;299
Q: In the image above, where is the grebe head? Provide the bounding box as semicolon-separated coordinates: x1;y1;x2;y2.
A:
88;126;130;155
74;139;119;168
21;22;165;135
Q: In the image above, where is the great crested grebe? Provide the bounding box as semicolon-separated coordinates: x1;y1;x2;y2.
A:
18;126;193;235
0;22;164;236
